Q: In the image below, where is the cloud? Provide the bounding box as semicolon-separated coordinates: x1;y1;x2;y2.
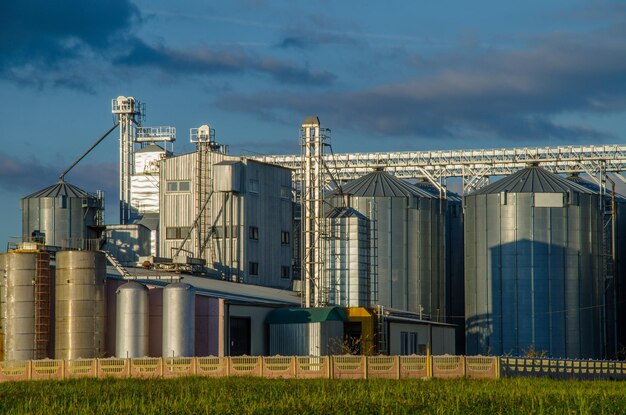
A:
217;28;626;141
276;28;362;50
0;152;117;196
115;40;335;86
0;1;335;89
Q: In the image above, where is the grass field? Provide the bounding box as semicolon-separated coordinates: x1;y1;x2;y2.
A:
0;376;624;414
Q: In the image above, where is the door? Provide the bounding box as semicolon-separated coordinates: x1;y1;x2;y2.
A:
229;317;251;356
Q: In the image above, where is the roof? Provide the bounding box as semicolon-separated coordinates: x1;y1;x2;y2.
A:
107;266;300;305
472;166;595;195
414;180;462;202
134;213;159;231
326;207;368;220
333;170;435;198
135;143;171;155
301;116;320;126
566;174;626;202
265;306;348;324
23;179;95;199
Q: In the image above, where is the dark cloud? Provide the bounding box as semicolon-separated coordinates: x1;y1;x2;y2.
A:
115;40;335;86
0;152;116;196
217;28;626;141
276;29;362;50
0;0;140;69
0;1;335;89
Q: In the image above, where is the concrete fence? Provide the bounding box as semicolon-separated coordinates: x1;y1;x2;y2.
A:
0;355;502;382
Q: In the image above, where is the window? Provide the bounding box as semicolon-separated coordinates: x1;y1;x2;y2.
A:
249;262;259;276
167;181;191;192
280;186;291;199
281;266;290;279
249;179;259;194
249;226;258;240
165;227;191;239
400;331;418;355
281;231;290;245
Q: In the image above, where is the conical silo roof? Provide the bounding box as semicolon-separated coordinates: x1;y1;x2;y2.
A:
414;180;462;202
566;173;626;202
473;166;595;195
334;170;434;198
22;179;94;199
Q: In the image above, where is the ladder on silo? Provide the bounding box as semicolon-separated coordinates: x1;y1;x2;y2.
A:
34;252;51;359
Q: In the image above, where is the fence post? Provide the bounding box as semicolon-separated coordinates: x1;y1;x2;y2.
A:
495;357;500;379
328;356;333;379
363;356;367;380
226;357;230;377
395;355;400;380
260;357;264;378
462;356;467;378
61;360;66;381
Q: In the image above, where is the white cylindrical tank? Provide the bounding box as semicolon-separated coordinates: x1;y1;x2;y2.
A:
116;281;149;358
162;283;195;357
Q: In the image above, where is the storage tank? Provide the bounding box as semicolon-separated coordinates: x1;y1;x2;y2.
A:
325;207;371;307
415;180;465;352
22;179;103;249
464;165;604;358
55;251;106;359
116;281;149;358
162;283;195;357
328;169;446;320
0;251;52;361
566;173;626;358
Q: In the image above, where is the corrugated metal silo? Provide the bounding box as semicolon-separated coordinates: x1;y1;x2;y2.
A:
0;251;52;361
116;281;149;358
22;179;103;249
415;180;465;351
162;283;195;357
328;169;446;321
55;251;107;359
325;207;371;307
464;165;604;358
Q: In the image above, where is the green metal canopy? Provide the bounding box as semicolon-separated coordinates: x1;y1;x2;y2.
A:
265;307;348;324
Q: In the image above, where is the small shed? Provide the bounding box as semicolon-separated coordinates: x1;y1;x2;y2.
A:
266;307;347;356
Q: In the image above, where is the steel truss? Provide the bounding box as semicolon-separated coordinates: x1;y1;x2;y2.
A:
252;144;626;194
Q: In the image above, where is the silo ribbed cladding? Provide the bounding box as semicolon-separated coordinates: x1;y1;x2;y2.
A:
162;283;195;357
565;173;626;358
21;180;103;249
415;180;465;352
328;169;446;320
464;165;604;358
116;281;149;358
0;252;53;361
55;251;106;360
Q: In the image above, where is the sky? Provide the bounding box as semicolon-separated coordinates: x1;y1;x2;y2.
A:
1;0;626;248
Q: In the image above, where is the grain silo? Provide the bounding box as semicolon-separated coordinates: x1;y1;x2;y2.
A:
116;281;149;358
415;180;465;352
55;251;107;360
0;251;52;361
325;207;371;307
22;180;103;249
464;165;604;358
328;169;446;320
162;283;195;357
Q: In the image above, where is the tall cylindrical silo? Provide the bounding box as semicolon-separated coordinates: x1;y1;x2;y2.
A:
0;251;53;361
21;179;103;249
464;165;604;358
116;281;149;358
328;169;446;320
55;250;107;360
162;283;195;357
415;180;465;352
325;207;371;307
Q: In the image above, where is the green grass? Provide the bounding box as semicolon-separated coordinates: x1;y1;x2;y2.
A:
0;377;624;414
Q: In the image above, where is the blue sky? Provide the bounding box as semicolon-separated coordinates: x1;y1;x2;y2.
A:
1;1;626;247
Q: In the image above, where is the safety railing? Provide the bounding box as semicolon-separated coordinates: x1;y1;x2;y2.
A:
11;355;626;382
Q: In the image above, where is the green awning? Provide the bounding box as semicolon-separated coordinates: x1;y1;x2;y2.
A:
265;307;348;324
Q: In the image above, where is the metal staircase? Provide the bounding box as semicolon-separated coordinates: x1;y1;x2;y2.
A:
103;250;131;279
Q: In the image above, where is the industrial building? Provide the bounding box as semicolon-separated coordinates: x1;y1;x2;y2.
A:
4;96;626;363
